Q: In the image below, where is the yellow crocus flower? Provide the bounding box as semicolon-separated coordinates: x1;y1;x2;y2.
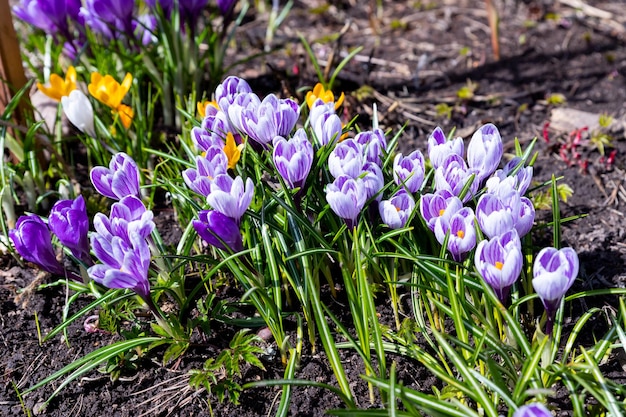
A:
88;72;133;110
305;82;345;110
223;132;244;169
117;104;134;129
36;66;77;101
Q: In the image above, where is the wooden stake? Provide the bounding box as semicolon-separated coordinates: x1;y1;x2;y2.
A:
0;0;29;121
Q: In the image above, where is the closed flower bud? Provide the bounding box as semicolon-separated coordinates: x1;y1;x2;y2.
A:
48;195;91;264
272;129;314;189
325;175;367;230
393;150;425;193
427;126;464;170
61;90;96;137
9;214;66;276
467;123;503;181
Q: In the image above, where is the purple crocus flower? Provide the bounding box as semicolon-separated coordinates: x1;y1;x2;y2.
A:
325;175;367;230
272;129;314;189
215;76;252;116
328;139;364;179
183;148;229;197
145;0;173;15
419;190;462;232
48;196;92;265
475;230;523;303
310;102;342;147
355;129;387;165
92;196;155;247
216;0;237;16
192;112;232;152
427;126;464;170
379;190;415;229
133;14;157;46
513;403;552;417
467;123;503;181
487;157;534;196
206;174;254;222
88;233;152;302
13;0;81;37
393;150;425;193
362;162;384;201
178;0;209;25
230;94;300;149
532;247;579;334
434;207;476;262
434;153;479;203
476;191;535;239
193;210;243;252
475;193;514;239
9;215;66;276
80;0;135;38
91;152;141;200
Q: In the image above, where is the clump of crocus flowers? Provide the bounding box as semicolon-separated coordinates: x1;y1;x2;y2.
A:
10;74;581;345
9;152;168;327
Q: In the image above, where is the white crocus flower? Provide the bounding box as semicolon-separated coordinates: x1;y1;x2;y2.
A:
61;90;96;137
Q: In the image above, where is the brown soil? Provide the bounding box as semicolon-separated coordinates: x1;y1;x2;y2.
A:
2;1;626;416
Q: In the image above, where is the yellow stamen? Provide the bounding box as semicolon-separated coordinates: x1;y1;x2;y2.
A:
495;261;504;270
456;230;465;238
439;209;445;216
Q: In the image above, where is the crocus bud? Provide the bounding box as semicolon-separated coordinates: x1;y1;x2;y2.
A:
362;162;384;201
532;247;579;334
513;403;552;417
475;230;523;303
272;129;314;189
193;210;243;252
310;102;342;147
393;150;425;193
427;126;464;170
207;174;254;223
467;123;503;181
48;195;91;264
355;129;387;165
379;190;415;229
9;214;66;275
325;175;367;230
90;152;141;200
434;207;476;262
61;90;96;137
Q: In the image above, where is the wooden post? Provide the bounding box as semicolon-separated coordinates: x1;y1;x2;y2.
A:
0;0;29;120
